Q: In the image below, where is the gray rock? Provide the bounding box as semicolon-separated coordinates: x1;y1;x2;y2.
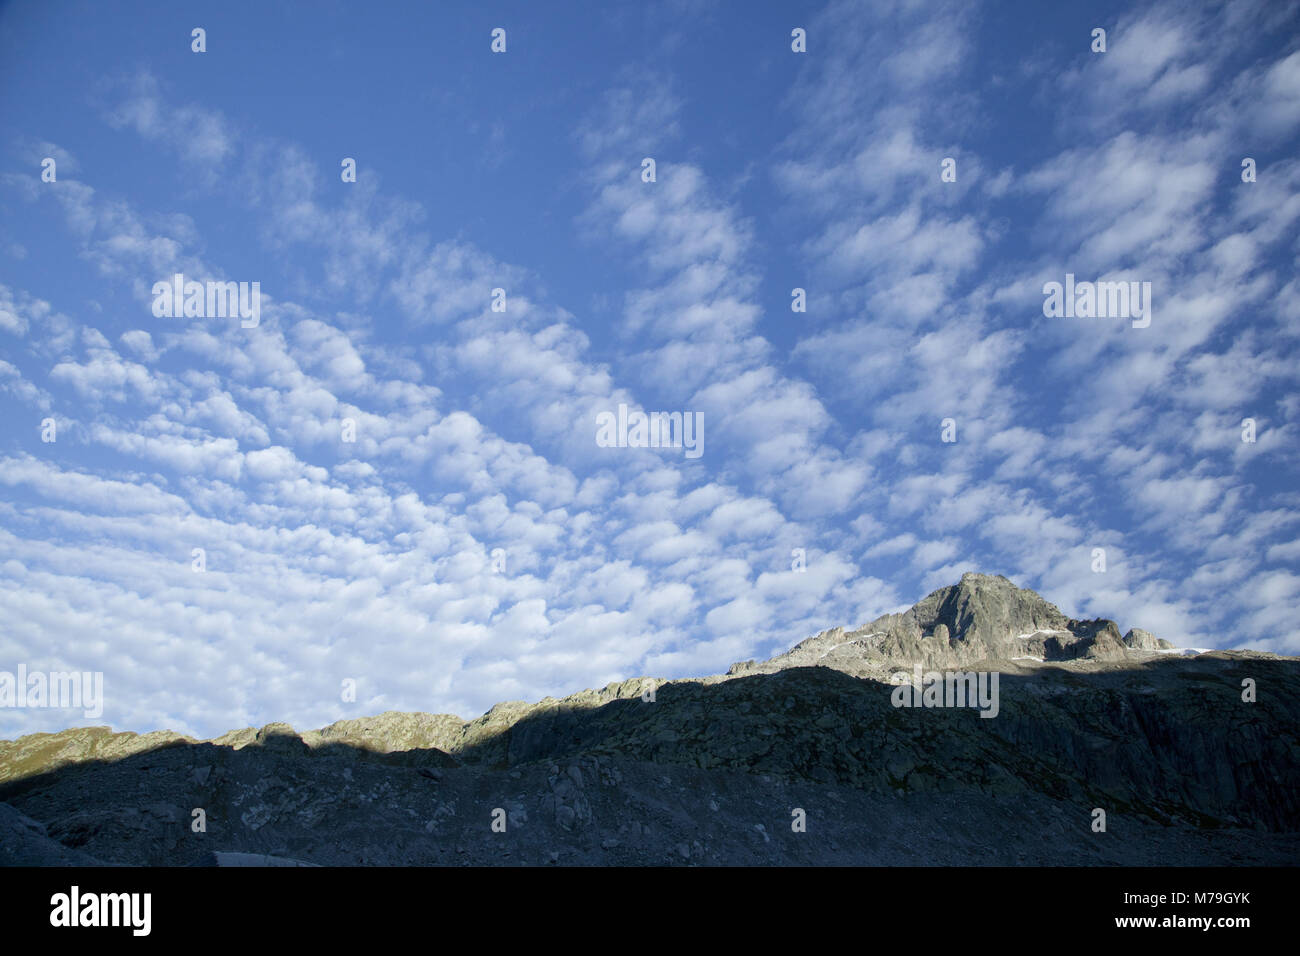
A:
1123;627;1173;651
0;802;108;866
187;851;319;867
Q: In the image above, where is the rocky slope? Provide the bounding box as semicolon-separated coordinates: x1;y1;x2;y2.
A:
2;572;1297;866
728;572;1179;678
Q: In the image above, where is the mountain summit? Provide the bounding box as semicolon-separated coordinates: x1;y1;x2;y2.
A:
730;571;1175;678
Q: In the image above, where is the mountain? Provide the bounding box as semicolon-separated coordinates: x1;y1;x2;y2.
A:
2;572;1297;866
729;571;1178;677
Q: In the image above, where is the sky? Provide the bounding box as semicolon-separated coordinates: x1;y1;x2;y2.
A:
1;0;1298;740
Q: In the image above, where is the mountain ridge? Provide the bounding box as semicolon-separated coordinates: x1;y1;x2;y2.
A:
3;571;1297;866
0;572;1270;769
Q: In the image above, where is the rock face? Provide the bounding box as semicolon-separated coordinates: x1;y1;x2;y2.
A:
728;572;1176;677
1124;627;1162;651
187;851;319;867
0;802;107;866
0;572;1295;867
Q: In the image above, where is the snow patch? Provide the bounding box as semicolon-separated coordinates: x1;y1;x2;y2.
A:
817;633;881;660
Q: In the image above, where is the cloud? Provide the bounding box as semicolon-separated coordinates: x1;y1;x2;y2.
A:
0;5;1296;741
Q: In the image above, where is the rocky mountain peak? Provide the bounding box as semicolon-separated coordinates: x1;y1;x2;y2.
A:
911;572;1071;646
729;572;1175;676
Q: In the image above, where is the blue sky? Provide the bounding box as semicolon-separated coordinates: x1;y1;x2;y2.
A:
1;0;1298;739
